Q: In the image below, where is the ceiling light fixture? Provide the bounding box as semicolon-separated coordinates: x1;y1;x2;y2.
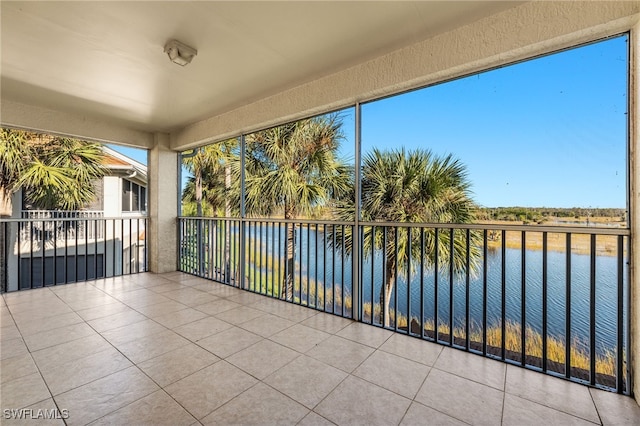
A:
164;39;197;66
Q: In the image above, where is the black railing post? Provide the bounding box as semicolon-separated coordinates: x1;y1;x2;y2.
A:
0;221;7;293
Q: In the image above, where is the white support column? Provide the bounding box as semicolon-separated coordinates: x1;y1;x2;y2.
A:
630;22;640;405
148;133;178;273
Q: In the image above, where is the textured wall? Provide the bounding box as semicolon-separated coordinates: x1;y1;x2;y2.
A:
0;100;154;148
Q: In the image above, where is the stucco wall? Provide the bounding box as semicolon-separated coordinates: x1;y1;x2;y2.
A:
148;133;177;274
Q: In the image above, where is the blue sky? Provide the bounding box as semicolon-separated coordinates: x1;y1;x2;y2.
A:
110;34;628;209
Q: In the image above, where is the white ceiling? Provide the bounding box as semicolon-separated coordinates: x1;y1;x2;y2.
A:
1;1;521;133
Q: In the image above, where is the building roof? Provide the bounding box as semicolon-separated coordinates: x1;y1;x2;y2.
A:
101;146;147;183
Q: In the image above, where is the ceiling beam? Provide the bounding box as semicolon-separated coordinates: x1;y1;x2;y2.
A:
1;99;154;148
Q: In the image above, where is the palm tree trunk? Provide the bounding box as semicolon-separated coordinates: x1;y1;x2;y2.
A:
0;187;12;218
195;172;203;217
194;171;205;275
380;257;395;328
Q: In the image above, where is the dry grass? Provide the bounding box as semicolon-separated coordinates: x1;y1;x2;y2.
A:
480;220;626;256
361;303;619;377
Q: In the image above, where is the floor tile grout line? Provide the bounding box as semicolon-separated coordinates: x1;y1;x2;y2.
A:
500;357;508;425
503;368;605;424
2;292;72;426
588;387;605;425
5;273;634;425
297;411;337;426
55;278;209;424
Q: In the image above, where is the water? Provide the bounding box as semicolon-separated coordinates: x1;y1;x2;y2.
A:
242;224;628;355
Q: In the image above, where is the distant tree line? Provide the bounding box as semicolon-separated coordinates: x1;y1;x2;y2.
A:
477;207;626;223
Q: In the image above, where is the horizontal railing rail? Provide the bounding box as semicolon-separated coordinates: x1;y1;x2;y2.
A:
177;216;630;394
21;209;105;219
1;217;148;292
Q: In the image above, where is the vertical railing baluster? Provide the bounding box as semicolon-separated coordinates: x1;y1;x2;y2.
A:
246;222;251;289
616;235;624;393
217;220;221;280
119;218;123;277
259;221;264;293
253;221;257;290
298;223;303;304
465;228;470;350
449;228;454;346
307;224;311;307
264;221;269;293
332;225;336;313
314;223;319;308
112;219;116;278
625;235;631;394
589;233;596;386
434;228;439;342
53;220;58;285
94;220;99;276
382;227;387;328
41;220;45;287
407;227;412;335
501;229;506;361
420;227;425;339
565;233;572;379
482;229;488;356
63;220;68;283
542;232;548;373
104;219;108;276
297;223;302;303
323;224;327;311
521;231;526;366
29;221;34;288
341;224;345;316
214;220;218;279
17;221;22;289
266;221;271;295
394;226;399;332
284;222;288;300
86;218;90;279
371;226;376;325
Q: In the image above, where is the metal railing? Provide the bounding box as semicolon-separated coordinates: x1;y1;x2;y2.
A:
21;210;105;240
178;217;353;316
178;217;630;394
1;216;147;292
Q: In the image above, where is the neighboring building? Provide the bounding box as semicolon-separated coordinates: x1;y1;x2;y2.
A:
7;146;148;290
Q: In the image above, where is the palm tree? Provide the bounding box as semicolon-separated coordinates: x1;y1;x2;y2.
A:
182;139;239;217
1;129;106;292
243;115;352;300
0;129;106;217
182;140;239;278
335;148;479;327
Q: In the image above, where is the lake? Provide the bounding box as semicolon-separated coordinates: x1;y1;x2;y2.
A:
242;223;628;356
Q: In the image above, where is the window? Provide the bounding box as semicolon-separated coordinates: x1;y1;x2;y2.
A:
122;180;131;211
122;179;147;212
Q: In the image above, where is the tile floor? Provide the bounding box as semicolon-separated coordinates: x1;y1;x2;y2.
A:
1;272;639;425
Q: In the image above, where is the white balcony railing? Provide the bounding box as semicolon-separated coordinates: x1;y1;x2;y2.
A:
20;210;105;241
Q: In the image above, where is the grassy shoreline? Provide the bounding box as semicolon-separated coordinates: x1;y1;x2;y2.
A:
360;303;620;377
479;219;626;257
